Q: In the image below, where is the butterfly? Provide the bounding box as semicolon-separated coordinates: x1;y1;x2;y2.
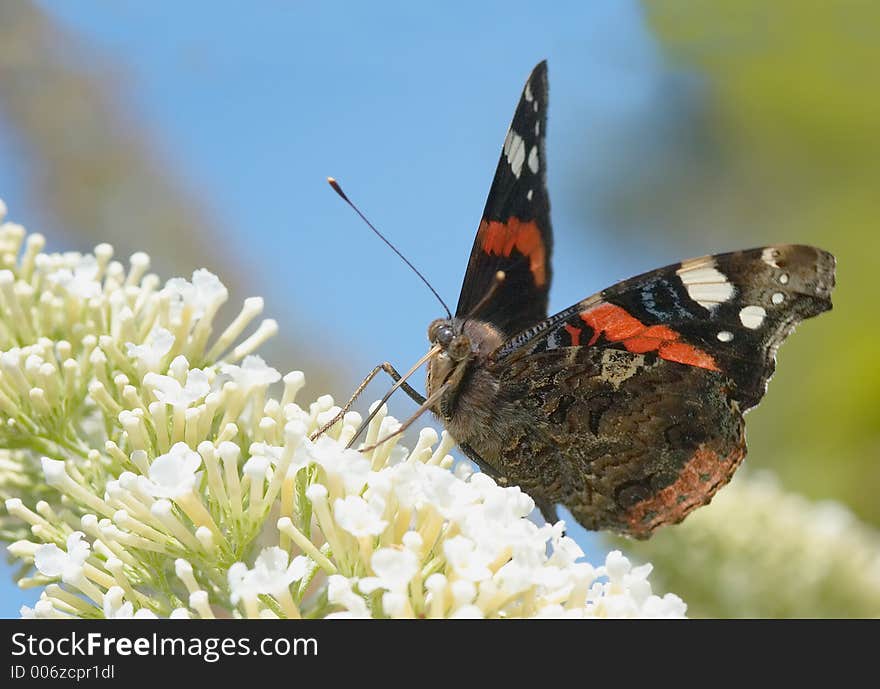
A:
334;60;836;539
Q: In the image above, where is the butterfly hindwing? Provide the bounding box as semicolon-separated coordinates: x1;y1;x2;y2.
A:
494;335;749;536
455;61;553;338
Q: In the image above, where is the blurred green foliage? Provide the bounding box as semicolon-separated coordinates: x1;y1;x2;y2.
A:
606;1;880;523
622;472;880;618
608;1;880;617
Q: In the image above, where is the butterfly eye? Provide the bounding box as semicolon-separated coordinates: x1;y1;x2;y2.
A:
428;319;455;347
448;335;471;361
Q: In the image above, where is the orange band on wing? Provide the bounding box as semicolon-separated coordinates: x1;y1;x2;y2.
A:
579;303;720;372
624;444;745;537
657;341;720;370
478;218;547;287
563;323;581;346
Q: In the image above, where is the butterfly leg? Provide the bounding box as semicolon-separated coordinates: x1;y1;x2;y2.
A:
311;365;512;495
535;499;560;526
457;442;506;483
310;362;427;441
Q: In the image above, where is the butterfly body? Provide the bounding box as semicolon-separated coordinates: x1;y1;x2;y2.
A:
421;61;835;538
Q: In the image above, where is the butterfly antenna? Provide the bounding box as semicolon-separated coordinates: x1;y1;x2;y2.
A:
465;270;506;320
459;269;506;333
328;177;452;319
345;344;442;448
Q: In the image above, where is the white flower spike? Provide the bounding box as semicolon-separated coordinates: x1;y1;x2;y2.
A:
0;200;685;619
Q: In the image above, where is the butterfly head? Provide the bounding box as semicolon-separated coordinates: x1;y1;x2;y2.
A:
426;317;507;401
427;318;471;362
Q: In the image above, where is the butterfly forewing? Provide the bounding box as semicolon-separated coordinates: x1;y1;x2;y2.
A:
455;61;553;338
496;244;834;412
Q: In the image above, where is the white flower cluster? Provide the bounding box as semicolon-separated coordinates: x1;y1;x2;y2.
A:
0;200;685;619
621;471;880;618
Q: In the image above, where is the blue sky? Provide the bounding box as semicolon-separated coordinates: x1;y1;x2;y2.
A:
0;1;679;616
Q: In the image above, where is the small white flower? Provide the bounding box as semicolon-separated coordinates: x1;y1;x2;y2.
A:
495;556;543;596
548;531;584;567
246;441;286;478
139;442;202;498
450;604;485;619
242;449;273;480
326;575;371;618
443;536;493;582
20;594;58;619
369;547;419;591
624;563;654;606
474;475;535;522
34;532;90;583
603;549;631;583
165;269;227;318
221;355;281;392
582;551;687;618
536;604;567;618
126;328;175;371
334;496;388;538
230;547;309;602
248;440;310;479
305;482;328;504
227;562;250;604
145;368;210;408
391;462;451;511
250;548;308;594
641;593;688;618
382;591;408;617
306;437;371;494
103;586;136;618
402;530;423;553
47;255;101;299
40;457;69;488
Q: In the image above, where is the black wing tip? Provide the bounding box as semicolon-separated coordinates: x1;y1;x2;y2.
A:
779;244;836;301
726;244;836;303
529;60;548;86
519;61;549;115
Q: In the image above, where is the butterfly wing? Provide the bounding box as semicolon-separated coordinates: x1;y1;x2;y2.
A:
497;244;835;410
489;244;834;536
455;61;553;337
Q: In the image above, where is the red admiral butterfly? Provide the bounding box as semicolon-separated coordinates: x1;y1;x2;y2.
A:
330;61;836;539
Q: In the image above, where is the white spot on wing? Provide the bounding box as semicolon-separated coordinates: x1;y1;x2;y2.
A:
524;81;534;103
771;292;785;305
526;189;533;201
762;247;780;268
535;121;540;136
503;129;526;178
717;331;734;342
779;274;789;284
675;260;735;310
546;329;563;350
739;305;766;329
533;101;538;112
527;146;539;174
